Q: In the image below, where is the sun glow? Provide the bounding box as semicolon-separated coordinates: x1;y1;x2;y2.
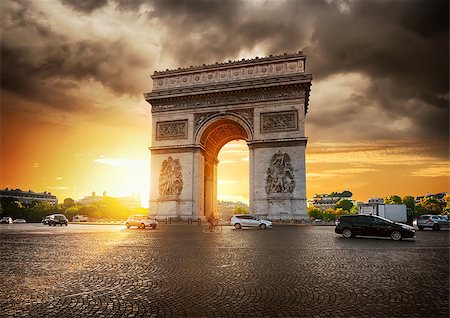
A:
217;140;249;204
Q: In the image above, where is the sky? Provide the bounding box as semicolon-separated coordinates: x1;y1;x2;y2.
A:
1;0;448;207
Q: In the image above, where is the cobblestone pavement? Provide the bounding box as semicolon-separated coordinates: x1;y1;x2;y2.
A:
1;223;448;317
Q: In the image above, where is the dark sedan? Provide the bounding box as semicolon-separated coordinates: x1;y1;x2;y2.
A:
335;214;415;241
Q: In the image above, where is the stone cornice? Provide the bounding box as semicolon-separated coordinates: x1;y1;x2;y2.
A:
146;73;312;100
152;51;306;77
148;81;311;114
248;138;308;149
149;53;308;92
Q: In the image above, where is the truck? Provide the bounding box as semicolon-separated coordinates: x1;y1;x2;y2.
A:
358;204;412;225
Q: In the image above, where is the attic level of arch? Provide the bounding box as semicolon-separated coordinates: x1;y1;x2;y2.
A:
146;81;312;115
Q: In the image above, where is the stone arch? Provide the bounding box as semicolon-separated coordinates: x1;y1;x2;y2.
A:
146;52;312;221
195;115;252;218
195;113;253;158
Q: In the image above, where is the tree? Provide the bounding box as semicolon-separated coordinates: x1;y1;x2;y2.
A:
233;205;248;215
419;196;445;215
384;195;402;204
307;207;322;220
402;196;415;211
335;199;353;211
63;198;76;209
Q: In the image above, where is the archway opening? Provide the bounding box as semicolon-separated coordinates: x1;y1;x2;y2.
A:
217;140;249;220
199;118;249;218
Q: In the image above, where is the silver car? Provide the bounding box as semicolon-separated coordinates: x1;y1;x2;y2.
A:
417;214;450;231
230;214;272;230
125;215;158;229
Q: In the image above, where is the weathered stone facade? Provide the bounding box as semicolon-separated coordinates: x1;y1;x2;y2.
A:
145;52;312;220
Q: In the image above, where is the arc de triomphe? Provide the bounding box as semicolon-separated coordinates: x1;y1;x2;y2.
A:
145;52;312;221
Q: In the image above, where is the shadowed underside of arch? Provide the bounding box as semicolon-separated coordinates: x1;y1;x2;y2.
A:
200;119;248;159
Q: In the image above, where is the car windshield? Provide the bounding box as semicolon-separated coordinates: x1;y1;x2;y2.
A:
54;215;66;220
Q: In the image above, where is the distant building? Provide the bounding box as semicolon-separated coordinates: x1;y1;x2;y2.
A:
368;197;384;204
77;191;141;209
308;191;354;210
415;192;449;203
0;188;58;205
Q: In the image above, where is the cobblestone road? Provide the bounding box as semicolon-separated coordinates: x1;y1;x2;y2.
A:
1;223;448;317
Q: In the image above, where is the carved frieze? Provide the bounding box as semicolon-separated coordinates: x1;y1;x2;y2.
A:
261;110;298;133
194;112;217;132
156;120;188;140
152;88;305;113
159;156;183;196
265;151;295;195
194;109;254;133
153;60;305;91
230;109;254;128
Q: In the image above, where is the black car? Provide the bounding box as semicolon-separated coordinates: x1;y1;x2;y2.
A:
335;214;415;241
48;214;68;226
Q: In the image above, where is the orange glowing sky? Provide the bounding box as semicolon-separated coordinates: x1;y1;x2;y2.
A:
1;1;448;208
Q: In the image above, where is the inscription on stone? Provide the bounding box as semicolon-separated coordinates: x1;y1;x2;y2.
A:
261;110;298;133
265;151;295;195
156;120;188;140
159;156;183;196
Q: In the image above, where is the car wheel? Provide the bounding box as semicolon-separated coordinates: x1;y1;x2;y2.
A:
342;228;353;238
140;223;146;229
391;231;402;241
418;226;424;231
126;223;130;229
65;223;68;226
234;223;242;230
151;225;156;229
432;224;440;231
259;223;267;230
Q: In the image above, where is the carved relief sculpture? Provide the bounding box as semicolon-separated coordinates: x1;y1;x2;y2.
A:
156;120;188;140
265;151;295;195
159;157;183;196
261;110;298;133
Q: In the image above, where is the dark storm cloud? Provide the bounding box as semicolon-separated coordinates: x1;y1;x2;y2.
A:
145;0;448;140
1;0;448;142
61;0;108;13
1;1;150;113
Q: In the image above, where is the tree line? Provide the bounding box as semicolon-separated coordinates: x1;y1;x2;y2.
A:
0;197;148;223
307;194;450;222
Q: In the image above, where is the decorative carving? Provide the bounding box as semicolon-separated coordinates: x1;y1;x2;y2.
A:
152;59;305;90
194;109;254;134
261;111;298;133
156;120;188;140
159;157;183;196
230;109;254;129
265;151;295;195
152;88;305;113
194;112;217;131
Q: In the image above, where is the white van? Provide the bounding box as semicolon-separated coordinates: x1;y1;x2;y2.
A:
72;215;88;222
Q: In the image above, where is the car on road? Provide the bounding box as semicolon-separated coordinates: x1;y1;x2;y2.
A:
1;217;13;224
72;215;88;222
417;214;450;231
125;215;158;229
335;214;415;241
13;219;26;223
230;214;272;230
48;214;69;226
42;216;51;225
